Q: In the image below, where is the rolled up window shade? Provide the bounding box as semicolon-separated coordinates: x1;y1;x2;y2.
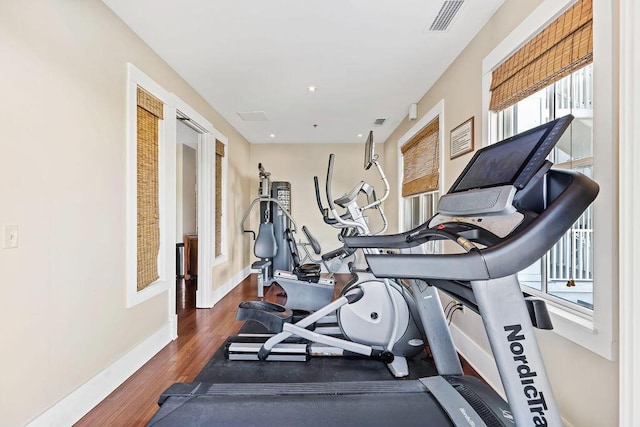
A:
489;0;593;112
401;118;439;197
215;139;225;257
136;87;163;291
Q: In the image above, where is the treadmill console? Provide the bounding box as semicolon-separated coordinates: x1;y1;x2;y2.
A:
430;115;573;237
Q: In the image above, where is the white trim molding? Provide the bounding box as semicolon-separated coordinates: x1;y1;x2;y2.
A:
26;322;173;427
196;133;216;308
212;266;252;305
618;0;640;423
125;63;173;308
171;94;229;301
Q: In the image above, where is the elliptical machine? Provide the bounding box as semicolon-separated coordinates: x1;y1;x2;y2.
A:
228;132;426;378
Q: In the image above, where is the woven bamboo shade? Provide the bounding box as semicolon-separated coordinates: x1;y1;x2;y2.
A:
489;0;593;111
137;87;164;119
136;87;163;291
215;140;225;257
401;118;439;197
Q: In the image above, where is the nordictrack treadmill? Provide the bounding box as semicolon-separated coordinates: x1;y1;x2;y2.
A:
149;115;598;426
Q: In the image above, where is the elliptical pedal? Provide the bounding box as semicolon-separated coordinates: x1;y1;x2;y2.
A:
236;301;293;332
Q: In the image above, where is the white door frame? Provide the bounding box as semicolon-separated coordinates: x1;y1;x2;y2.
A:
170;95;223;310
618;0;640;423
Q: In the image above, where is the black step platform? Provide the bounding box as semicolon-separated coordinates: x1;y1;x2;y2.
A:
195;321;436;384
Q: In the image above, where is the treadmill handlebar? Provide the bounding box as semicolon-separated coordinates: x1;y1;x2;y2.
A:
360;170;599;281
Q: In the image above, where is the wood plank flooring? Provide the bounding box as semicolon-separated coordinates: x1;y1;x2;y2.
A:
74;275;350;426
75;276;249;426
75;274;484;426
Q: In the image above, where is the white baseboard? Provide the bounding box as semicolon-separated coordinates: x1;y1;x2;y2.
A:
449;322;505;398
27;322;173;427
26;266;250;427
212;266;251;305
169;312;178;340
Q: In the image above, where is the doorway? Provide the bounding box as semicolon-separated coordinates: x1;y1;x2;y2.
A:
176;118;200;312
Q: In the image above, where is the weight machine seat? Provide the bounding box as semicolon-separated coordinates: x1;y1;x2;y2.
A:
253;223;278;297
284;228;321;282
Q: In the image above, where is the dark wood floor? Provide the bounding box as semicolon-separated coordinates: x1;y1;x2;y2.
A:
75;274;483;426
74;275;348;426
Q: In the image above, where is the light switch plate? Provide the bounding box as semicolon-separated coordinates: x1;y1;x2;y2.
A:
2;225;18;249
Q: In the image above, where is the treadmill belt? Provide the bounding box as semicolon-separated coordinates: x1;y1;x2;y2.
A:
149;381;451;427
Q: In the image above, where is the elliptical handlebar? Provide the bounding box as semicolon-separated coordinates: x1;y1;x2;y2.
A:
326;154;336;211
325;154;368;234
313;175;353;225
323;153;389;235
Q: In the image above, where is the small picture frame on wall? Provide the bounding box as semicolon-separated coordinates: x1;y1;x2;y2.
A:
450;117;474;159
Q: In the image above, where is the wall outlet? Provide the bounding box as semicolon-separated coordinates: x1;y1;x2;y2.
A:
2;225;18;249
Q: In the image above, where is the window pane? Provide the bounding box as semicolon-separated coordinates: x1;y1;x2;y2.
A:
404;196;422;231
547;205;593;308
498;64;594;310
518;260;543;291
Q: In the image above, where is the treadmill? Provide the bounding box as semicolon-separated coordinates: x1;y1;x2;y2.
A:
148;114;598;426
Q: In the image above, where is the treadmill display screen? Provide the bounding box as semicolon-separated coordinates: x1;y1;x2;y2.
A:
450;115;573;193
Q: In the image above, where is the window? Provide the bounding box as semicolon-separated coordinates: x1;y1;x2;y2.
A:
483;0;615;360
495;64;594;312
404;191;439;231
126;64;173;307
136;87;164;291
397;101;444;255
404;191;440;254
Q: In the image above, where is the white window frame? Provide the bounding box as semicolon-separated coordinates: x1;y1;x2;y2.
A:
619;0;640;420
397;99;446;232
481;0;616;360
125;64;174;308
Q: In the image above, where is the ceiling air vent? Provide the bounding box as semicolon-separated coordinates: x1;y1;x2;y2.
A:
428;0;464;32
237;111;269;121
373;118;386;126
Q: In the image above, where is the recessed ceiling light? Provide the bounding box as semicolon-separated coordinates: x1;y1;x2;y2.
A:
308;86;317;92
269;134;275;138
357;134;363;138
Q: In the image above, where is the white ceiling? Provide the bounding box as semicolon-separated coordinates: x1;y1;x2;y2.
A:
103;0;504;144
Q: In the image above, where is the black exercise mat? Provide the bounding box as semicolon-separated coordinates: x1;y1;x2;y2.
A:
195;321;437;383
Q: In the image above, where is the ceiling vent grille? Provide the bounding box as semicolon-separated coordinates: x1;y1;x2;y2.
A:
428;0;464;32
237;111;269;121
373;118;386;126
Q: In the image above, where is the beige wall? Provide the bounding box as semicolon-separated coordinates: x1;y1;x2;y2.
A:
249;143;387;267
0;0;251;425
0;0;620;425
382;1;618;426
